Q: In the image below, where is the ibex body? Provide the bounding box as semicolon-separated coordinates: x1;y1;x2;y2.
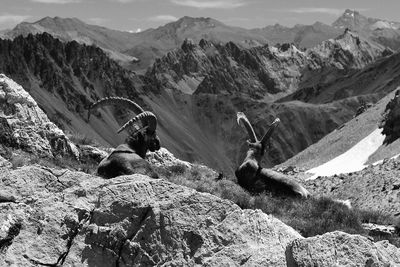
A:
88;97;160;179
235;112;309;198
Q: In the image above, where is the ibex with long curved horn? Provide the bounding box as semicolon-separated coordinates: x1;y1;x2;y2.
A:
235;112;309;198
88;97;160;179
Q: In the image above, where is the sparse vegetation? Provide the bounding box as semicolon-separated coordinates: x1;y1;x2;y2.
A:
157;162;399;245
4;148;98;174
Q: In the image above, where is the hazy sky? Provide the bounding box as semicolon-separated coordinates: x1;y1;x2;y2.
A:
1;0;399;32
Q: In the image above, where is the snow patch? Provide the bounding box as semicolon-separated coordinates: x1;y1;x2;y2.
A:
306;128;385;180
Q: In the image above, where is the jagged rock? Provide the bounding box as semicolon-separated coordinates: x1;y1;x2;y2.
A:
380;90;400;144
287;231;400;266
0;165;302;266
0;74;79;159
146;147;192;168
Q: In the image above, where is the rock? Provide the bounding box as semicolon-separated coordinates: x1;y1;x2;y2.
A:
0;74;79;159
146;147;192;169
78;144;109;163
305;158;400;215
0;165;302;266
362;223;397;237
0;155;11;169
380;89;400;144
287;231;400;267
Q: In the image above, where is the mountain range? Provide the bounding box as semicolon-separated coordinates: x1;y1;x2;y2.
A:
1;9;399;72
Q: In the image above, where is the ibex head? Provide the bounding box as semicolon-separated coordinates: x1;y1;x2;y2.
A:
88;97;160;158
237;112;280;159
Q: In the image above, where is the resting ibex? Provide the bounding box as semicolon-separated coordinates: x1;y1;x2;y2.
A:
88;97;160;179
235;112;309;198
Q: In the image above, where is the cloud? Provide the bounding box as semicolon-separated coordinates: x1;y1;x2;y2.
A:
148;15;178;22
170;0;246;9
0;14;30;29
287;8;345;16
30;0;80;3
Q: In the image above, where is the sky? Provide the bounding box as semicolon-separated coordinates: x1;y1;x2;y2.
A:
0;0;400;32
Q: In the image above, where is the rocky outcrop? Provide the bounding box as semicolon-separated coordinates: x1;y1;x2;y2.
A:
287;231;400;266
305;157;400;215
0;74;78;158
0;165;302;266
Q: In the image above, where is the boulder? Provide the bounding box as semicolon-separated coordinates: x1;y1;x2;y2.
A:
0;165;302;266
287;231;400;267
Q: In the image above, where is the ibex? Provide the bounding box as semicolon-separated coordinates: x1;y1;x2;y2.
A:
235;112;309;198
88;97;160;179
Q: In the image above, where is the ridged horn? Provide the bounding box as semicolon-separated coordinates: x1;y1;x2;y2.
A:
87;97;145;121
237;112;258;143
118;111;157;134
261;118;280;144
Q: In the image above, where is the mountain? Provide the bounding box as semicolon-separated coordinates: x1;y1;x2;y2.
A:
333;9;400;31
123;16;271;71
332;9;400;50
251;22;342;48
4;16;136;51
2;16;271;72
2;16;139;67
147;31;392;100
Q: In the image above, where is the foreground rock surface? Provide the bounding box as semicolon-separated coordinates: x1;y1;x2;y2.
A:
0;165;301;266
287;231;400;267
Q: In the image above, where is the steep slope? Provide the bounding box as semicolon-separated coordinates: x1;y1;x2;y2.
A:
281;89;400;170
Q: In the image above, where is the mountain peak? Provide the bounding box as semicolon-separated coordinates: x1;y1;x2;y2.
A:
332;9;369;30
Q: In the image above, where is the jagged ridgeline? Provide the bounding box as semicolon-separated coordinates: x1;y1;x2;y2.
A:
0;33;393;175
